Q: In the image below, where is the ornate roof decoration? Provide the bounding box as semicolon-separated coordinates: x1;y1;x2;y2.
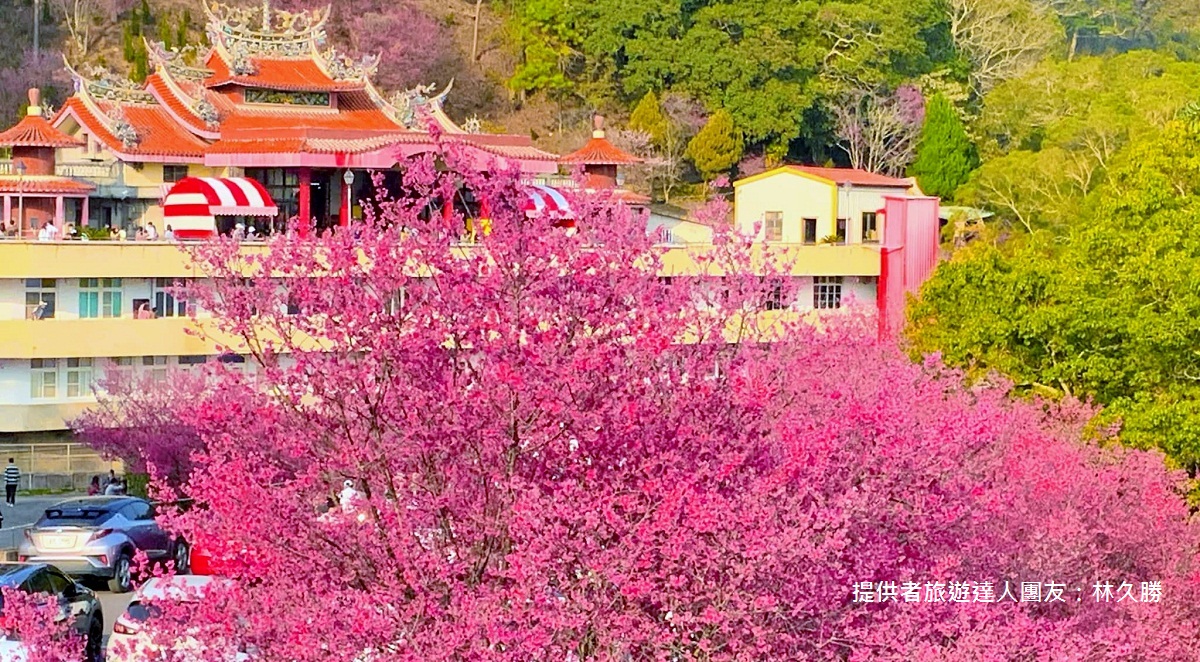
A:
146;41;214;81
321;48;380;82
463;116;482;134
191;97;220;127
109;108;141;149
67;61;155;105
386;80;453;129
203;0;330;58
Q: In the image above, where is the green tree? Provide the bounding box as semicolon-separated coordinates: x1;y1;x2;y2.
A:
177;11;190;48
909;94;977;199
629;91;668;146
686;110;743;180
908;121;1200;474
158;16;173;49
141;0;152;26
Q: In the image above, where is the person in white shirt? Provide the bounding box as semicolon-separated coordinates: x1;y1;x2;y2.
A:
339;480;361;514
164;224;175;241
146;222;159;240
37;221;57;241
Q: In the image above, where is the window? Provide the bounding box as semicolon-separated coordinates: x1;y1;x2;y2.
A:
764;211;783;242
78;278;122;318
66;358;94;397
42;569;73;596
813;276;844;310
142;356;168;383
30;359;57;399
178;355;208;369
162;165;188;183
836;218;847;242
862;212;879;242
244;89;330;106
25;279;55;319
803;218;818;244
762;278;795;311
121;501;151;521
153;278;190;317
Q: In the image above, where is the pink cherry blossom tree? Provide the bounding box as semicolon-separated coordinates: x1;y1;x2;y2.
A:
70;142;1200;660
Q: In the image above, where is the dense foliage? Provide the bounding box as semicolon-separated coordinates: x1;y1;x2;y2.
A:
68;146;1200;660
909;121;1200;475
909;94;976;198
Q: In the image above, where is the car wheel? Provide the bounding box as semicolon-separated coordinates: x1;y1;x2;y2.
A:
108;552;132;593
173;539;190;574
84;619;102;662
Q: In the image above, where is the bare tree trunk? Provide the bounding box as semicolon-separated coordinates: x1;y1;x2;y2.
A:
471;0;483;62
1068;29;1078;61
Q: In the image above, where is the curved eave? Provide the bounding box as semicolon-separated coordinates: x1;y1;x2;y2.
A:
146;73;222;140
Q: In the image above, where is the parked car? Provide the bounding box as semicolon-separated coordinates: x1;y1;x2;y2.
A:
0;562;104;662
107;575;249;662
17;497;189;593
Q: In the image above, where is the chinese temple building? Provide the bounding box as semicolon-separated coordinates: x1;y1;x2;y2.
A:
558;114;649;208
26;0;557;236
0;89;95;235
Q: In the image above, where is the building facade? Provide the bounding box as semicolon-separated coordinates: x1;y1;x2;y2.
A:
0;4;941;443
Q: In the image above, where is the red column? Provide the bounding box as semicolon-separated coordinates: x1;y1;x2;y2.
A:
339;170;350;228
442;196;453;225
81;196;89;228
298;167;312;237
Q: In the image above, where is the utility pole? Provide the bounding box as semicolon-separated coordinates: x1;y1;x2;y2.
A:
33;0;40;56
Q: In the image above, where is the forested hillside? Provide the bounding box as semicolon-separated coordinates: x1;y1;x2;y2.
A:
7;0;1200;192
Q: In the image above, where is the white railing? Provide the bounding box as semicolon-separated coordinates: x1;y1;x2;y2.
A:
55;162;118;179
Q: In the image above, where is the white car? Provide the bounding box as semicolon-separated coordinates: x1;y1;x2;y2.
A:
106;575;249;662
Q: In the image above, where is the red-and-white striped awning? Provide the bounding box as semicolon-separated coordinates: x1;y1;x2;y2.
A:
521;185;573;219
162;177;278;240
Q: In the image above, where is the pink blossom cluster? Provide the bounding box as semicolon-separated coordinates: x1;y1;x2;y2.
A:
71;144;1200;661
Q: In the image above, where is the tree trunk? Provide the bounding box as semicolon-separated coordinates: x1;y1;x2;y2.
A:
471;0;483;62
1068;30;1078;61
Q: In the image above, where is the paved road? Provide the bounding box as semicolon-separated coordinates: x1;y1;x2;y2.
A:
98;590;134;637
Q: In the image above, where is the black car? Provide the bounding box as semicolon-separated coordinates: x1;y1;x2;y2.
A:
18;497;189;593
0;562;104;661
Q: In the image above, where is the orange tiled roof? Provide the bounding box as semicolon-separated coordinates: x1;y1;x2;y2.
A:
206;54;365;92
0;114;83;148
787;165;911;188
0;177;94;194
60;97;208;159
560;135;641;165
145;73;217;135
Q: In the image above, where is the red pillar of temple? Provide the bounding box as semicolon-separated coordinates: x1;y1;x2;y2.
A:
339;170;351;228
442;197;453;227
298;167;312;237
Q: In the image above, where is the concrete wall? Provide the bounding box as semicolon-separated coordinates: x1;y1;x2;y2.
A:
734;171;835;243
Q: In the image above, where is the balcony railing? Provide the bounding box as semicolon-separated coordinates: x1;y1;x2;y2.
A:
55;162;119;180
0;161;119;180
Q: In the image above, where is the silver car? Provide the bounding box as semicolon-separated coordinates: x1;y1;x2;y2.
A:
17;497;189;593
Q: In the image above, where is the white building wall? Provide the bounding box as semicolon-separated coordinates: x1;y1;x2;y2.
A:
0;279;23;320
840;188;905;243
734;174;835;243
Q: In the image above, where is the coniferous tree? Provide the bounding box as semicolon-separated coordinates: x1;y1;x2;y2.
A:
177;11;190;48
686;110;743;181
629;91;668;148
141;0;152;26
909;94;979;200
158;17;173;49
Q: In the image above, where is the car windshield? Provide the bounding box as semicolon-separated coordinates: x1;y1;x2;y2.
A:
39;507;110;526
125;601;163;622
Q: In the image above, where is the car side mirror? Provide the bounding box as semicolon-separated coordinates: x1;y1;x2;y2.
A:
64;583;79;598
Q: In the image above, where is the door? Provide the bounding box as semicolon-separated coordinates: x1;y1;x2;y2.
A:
44;568;92;636
122;501;169;558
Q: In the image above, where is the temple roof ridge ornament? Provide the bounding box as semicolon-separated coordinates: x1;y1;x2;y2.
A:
203;0;330;57
319;46;380;82
64;58;156;105
146;40;214;81
385;79;454;130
